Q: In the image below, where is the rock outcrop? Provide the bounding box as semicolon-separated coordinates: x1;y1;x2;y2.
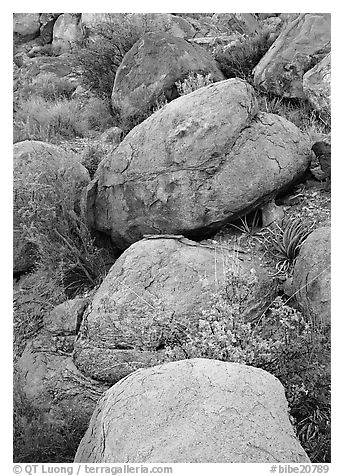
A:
73;236;276;384
111;32;225;125
75;359;310;463
303;53;331;117
288;227;330;326
13;141;89;274
87;79;311;252
253;13;331;98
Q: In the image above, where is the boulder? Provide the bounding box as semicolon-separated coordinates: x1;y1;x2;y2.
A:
312;142;331;180
253;13;331;98
13;141;90;274
87;79;310;252
111;32;225;126
73;236;276;384
288;227;330;326
303;53;331;117
212;13;260;35
52;13;83;52
13;13;41;42
44;298;88;338
74;358;310;463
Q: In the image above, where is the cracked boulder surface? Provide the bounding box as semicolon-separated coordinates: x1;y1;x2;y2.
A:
253;13;331;98
74;358;310;463
87;78;311;252
111;31;224;126
13;140;90;275
288;227;330;326
15;298;108;426
73;236;277;384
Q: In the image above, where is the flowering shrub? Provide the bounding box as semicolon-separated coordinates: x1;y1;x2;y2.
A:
175;72;214;96
162;273;330;462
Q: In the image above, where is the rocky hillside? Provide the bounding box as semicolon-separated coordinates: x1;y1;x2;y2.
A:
13;13;331;464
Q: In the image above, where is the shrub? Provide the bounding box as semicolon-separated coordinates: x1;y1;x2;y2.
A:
258;93;331;136
70;14;141;98
13;96;115;143
14;159;111;298
162;271;330;462
79;96;115;133
215;30;274;82
13;97;85;143
175;72;214;96
19;73;76;102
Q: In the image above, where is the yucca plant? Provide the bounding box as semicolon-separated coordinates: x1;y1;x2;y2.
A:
268;218;315;274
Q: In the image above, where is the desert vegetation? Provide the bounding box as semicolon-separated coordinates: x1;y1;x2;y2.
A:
13;13;331;464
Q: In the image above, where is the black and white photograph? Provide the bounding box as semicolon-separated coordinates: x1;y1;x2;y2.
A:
11;5;334;472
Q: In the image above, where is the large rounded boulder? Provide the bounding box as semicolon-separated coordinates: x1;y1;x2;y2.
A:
13;140;90;274
73;236;276;384
111;31;225;126
288;227;330;326
75;358;310;463
253;13;331;98
87;79;310;252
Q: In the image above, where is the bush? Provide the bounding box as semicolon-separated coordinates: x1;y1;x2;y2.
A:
14;161;113;363
70;14;141;98
258;93;331;135
215;30;274;82
79;96;115;133
19;73;76;102
13;97;85;143
14;158;111;296
13;95;115;143
162;272;330;462
175;72;214;96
